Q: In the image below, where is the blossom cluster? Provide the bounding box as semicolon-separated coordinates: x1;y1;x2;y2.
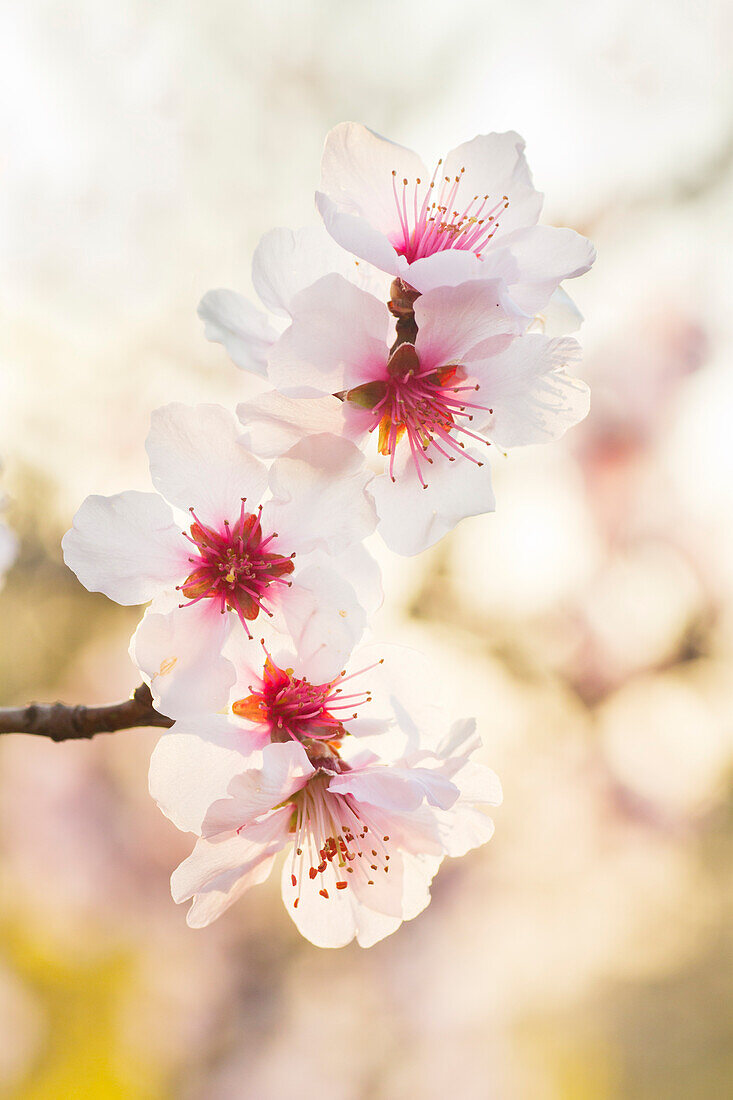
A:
62;124;593;947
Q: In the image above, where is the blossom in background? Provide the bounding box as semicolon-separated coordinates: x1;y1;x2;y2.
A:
63;403;378;703
149;634;502;946
243;277;588;554
0;520;18;592
0;468;18;591
199;224;389;377
316;122;595;310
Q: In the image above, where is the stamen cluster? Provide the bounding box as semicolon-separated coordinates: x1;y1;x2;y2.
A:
391;162;509;263
287;775;391;907
348;342;492;486
232;650;379;743
179;502;294;634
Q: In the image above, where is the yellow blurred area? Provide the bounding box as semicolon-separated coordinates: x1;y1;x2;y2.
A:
2;1;733;1097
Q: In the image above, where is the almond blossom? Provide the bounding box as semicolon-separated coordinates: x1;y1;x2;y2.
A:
148;625;501;947
137;596;448;742
149;638;502;947
0;467;18;592
199;224;389;377
0;520;17;593
316;122;595;311
63;403;378;698
250;276;589;554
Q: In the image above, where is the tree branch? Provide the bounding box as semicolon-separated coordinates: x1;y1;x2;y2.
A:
0;683;173;741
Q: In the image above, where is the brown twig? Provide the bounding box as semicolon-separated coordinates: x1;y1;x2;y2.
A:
0;683;173;741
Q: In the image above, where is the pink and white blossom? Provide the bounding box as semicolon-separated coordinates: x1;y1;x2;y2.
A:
253;276;589;554
0;469;18;591
199;224;390;377
316;122;595;310
63;404;378;706
0;521;17;592
149;682;501;947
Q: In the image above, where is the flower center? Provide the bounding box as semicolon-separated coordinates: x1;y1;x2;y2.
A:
286;775;392;906
178;501;295;635
391;162;509;264
232;652;381;744
346;343;492;487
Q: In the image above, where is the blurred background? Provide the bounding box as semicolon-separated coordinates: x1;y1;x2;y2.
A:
1;0;732;1096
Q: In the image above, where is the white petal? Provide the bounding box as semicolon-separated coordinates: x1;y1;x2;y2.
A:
281;857;360;948
146;403;268;526
186;853;277;928
282;845;441;949
398;248;496;296
306;542;383;620
452;761;503;807
329;764;457;813
172;818;285;902
434;717;481;764
494;224;596;314
320;122;426;235
265;433;377;556
130;604;235;719
345;642;447;752
62;491;185;605
316;191;401;276
473;335;590;447
268;274;390;397
252;225;367;317
149;719;255;834
281;563;367;679
173;809;291;924
373;449;495;556
197;288;279;376
442;131;543;237
237;391;346;459
414;280;524;367
537;286;584;336
438;806;496;858
202;741;313;836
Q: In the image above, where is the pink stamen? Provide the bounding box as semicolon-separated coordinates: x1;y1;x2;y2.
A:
178;505;295;628
389;158;510;263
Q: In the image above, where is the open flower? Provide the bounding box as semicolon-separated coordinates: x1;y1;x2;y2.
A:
63;403;378;701
199;224;389;377
149;703;501;948
136;586;452;742
148;630;501;947
316;122;595;310
251;276;589;554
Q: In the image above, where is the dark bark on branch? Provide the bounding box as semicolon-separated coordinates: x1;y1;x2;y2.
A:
0;683;173;741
